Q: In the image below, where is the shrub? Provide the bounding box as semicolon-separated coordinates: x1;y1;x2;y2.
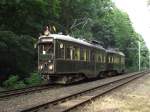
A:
3;75;19;88
25;72;43;86
3;72;43;89
13;81;26;89
3;75;27;89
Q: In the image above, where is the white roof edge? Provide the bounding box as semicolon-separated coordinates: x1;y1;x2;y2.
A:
39;34;125;56
39;34;105;50
106;50;125;56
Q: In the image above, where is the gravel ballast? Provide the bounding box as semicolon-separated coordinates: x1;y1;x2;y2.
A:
0;87;5;92
0;73;138;112
74;73;150;112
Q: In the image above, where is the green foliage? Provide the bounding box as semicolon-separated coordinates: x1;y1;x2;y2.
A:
0;0;149;82
0;31;36;77
3;75;19;88
3;75;26;89
0;0;61;37
3;73;43;89
13;81;26;89
90;6;149;71
25;72;43;86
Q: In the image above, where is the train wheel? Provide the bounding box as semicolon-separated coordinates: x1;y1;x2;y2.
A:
107;71;112;77
97;72;105;78
55;76;70;84
52;74;86;84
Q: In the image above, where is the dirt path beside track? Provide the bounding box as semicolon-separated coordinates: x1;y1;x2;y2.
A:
75;73;150;112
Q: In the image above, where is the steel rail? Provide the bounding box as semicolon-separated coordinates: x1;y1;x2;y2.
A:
0;84;49;94
20;71;149;112
63;71;148;112
0;84;60;99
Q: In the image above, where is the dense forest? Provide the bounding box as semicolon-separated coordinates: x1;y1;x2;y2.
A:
0;0;149;88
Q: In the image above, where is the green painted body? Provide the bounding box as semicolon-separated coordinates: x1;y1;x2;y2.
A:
53;39;106;78
38;35;125;82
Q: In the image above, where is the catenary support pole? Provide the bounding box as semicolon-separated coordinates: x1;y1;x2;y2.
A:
138;41;141;71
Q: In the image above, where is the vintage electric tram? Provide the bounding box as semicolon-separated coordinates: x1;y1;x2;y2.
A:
37;29;125;84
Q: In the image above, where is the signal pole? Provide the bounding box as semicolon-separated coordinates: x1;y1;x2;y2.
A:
138;41;141;71
149;52;150;69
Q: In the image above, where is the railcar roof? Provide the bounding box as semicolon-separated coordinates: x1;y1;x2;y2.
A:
106;49;125;56
39;34;105;50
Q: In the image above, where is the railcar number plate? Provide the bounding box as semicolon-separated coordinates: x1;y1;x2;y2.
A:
42;39;53;42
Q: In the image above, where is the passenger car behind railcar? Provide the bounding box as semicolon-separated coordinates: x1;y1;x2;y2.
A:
106;49;125;75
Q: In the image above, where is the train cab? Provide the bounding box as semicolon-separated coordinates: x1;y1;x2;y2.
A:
37;28;55;80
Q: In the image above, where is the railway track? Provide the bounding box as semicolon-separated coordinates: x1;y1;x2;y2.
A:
0;73;134;100
0;84;60;99
20;71;149;112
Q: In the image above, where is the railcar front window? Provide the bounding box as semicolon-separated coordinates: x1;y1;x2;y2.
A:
39;43;53;60
39;43;53;54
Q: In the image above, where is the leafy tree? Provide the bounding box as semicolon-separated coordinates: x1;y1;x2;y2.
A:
0;0;149;86
0;31;35;78
0;0;61;37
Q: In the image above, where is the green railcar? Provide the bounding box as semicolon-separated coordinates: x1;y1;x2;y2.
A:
37;32;125;84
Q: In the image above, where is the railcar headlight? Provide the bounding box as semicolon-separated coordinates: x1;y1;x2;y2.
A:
39;65;43;70
48;65;53;70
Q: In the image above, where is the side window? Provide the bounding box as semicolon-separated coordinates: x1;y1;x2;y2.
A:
74;46;80;60
97;53;100;63
96;51;101;63
110;56;112;63
104;55;106;63
65;45;75;60
101;54;104;63
70;46;74;60
101;55;103;63
59;42;64;59
83;49;87;61
108;56;111;63
80;48;84;61
99;54;102;63
66;45;71;59
89;49;91;62
112;56;114;63
96;52;98;62
115;57;117;64
91;51;95;62
86;49;89;61
121;57;124;64
122;57;124;64
117;56;119;64
56;41;64;59
117;55;120;64
119;56;121;64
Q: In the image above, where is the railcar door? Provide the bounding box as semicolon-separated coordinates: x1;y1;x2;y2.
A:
91;50;96;77
38;41;54;75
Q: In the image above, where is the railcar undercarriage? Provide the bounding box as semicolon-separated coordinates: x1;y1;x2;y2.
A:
43;74;86;84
